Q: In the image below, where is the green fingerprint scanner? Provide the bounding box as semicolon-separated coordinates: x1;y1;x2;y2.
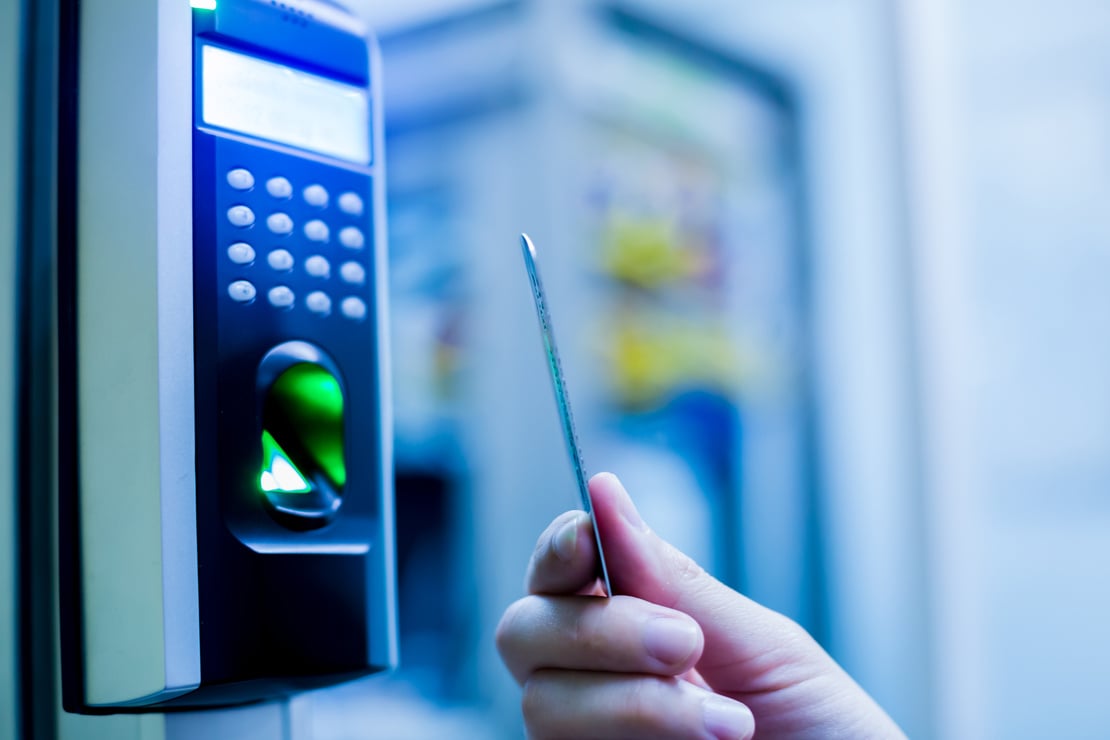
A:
258;347;347;529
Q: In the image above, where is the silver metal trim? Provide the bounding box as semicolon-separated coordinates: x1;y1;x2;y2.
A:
157;0;201;697
75;0;200;706
368;33;399;671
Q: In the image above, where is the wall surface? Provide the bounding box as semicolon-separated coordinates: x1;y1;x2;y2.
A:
901;0;1110;738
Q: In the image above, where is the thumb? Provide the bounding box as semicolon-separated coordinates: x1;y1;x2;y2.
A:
589;472;831;694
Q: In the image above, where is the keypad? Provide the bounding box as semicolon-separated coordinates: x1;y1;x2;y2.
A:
227;205;255;228
228;280;257;303
341;297;367;321
304;219;329;243
303;184;329;208
227;168;255;191
268;249;294;271
338;192;363;216
227;242;255;265
339;261;365;285
268;286;295;309
267;212;294;235
266;176;293;199
221;167;370;320
339;226;364;250
306;291;332;315
305;255;330;279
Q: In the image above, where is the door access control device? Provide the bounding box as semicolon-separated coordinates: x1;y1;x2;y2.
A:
60;0;396;712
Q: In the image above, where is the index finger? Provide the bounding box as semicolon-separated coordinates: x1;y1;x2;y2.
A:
525;510;601;595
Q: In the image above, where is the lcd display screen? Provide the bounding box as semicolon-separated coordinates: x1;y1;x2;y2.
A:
201;45;371;165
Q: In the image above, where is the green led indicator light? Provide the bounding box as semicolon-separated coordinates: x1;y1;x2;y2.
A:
259;430;312;494
260;362;346;501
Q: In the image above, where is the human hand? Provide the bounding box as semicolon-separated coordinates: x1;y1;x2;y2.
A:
496;472;906;739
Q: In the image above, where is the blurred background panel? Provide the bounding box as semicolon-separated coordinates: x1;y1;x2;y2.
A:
316;0;926;737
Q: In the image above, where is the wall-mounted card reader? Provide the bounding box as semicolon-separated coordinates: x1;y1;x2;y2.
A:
59;0;396;712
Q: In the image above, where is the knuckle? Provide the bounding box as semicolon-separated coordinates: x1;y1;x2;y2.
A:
571;600;616;660
671;548;708;584
657;545;713;611
614;677;677;732
571;604;594;652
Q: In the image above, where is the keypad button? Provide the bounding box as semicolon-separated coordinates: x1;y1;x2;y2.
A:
341;296;367;321
228;280;256;303
303;184;329;208
268;285;295;309
306;291;332;315
268;249;294;271
266;176;293;199
267;212;294;235
304;219;329;242
337;192;364;216
339;261;366;285
305;255;330;279
226;168;255;190
339;226;365;250
227;205;255;228
227;242;255;265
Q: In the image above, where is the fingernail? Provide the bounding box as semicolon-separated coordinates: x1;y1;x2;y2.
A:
702;697;754;740
642;616;699;667
552;516;580;562
598;472;644;530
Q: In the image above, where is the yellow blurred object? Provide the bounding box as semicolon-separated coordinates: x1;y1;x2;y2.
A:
606;314;741;408
600;215;699;288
